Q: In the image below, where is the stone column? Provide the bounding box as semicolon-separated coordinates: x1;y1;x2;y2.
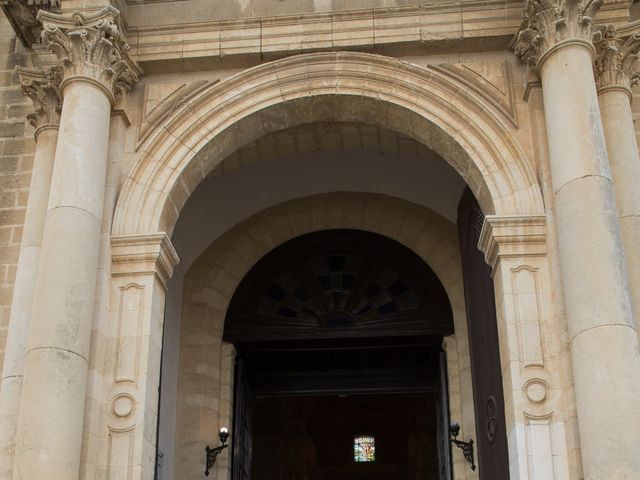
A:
0;66;61;479
514;3;640;478
594;26;640;324
12;8;141;480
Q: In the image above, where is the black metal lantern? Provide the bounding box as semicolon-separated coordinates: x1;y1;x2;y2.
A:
205;427;230;476
450;423;476;471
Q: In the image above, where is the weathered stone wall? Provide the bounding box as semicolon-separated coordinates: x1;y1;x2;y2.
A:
0;17;32;373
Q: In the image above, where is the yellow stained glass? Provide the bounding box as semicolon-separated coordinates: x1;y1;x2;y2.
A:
354;435;375;462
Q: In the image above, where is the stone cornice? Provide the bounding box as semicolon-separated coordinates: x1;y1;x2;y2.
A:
512;0;604;71
594;24;640;97
38;6;142;105
127;3;522;68
111;233;180;289
16;65;62;139
478;215;547;271
0;0;59;47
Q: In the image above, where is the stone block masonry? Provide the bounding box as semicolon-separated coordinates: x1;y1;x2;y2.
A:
0;15;33;375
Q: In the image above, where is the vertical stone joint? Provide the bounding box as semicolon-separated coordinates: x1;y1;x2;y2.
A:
37;7;142;104
16;65;62;136
512;0;604;69
594;25;640;95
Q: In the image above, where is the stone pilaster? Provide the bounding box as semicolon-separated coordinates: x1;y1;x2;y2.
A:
0;65;61;480
514;2;640;478
594;26;640;329
12;7;141;480
107;234;179;479
479;216;572;478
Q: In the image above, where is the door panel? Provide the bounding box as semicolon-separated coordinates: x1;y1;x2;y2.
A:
436;351;452;480
232;359;253;480
457;188;510;479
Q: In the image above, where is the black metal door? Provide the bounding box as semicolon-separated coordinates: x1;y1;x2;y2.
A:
232;359;253;480
436;351;452;480
457;188;510;479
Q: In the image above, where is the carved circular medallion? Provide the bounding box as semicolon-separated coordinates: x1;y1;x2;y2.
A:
486;396;497;443
524;379;548;404
112;394;135;418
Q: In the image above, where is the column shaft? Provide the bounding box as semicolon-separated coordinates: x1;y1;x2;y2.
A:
539;43;640;478
598;88;640;323
13;80;111;480
0;126;58;476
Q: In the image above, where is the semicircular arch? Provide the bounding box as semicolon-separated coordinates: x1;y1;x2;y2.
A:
172;192;476;478
113;52;543;236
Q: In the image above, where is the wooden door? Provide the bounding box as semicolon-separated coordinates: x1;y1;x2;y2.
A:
457;188;510;479
436;351;452;480
232;359;253;480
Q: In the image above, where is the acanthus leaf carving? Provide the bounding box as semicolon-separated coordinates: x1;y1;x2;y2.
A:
594;25;640;92
512;0;605;69
37;6;142;102
16;65;62;133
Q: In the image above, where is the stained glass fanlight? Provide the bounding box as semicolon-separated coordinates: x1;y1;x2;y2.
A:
354;435;375;462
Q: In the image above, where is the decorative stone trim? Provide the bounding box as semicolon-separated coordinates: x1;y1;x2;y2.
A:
594;24;640;98
0;0;59;47
15;65;62;139
111;233;179;288
37;6;142;105
478;215;547;271
512;0;604;71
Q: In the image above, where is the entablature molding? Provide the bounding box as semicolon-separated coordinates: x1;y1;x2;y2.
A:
37;6;142;105
111;233;180;288
478;215;547;271
125;1;631;69
16;65;62;139
594;24;640;98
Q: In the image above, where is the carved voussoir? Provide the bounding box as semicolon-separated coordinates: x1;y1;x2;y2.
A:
16;65;62;136
37;6;142;104
512;0;604;71
594;25;640;94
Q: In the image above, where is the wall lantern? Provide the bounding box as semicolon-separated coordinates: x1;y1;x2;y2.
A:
450;423;476;471
205;427;230;476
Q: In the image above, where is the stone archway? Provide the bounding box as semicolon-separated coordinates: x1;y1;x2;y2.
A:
107;52;566;480
172;193;475;479
112;51;544;238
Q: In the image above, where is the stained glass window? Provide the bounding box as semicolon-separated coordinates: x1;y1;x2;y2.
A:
354;435;375;462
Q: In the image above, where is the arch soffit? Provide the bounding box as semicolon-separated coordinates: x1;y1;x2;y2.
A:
113;52;544;237
182;193;466;332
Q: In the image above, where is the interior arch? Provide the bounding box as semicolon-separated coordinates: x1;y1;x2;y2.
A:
165;193;475;479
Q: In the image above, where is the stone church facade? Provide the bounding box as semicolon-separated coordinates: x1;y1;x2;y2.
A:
0;0;638;479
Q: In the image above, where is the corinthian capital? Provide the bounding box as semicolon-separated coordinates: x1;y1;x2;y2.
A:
16;66;62;135
37;6;142;104
512;0;604;69
594;25;640;94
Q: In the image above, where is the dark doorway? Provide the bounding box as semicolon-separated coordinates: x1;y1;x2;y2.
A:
252;393;438;480
457;188;510;479
224;230;456;479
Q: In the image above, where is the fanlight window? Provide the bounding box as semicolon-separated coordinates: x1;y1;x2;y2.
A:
223;230;454;343
354;435;376;462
